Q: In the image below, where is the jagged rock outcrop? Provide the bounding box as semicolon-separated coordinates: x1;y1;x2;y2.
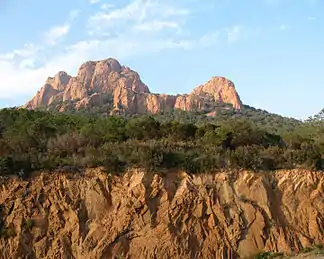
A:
0;169;323;258
24;58;242;114
191;76;241;110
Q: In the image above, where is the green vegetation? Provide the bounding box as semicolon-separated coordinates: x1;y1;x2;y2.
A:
40;101;301;134
254;244;324;258
300;244;324;254
0;108;323;176
254;252;284;259
22;218;34;231
0;223;16;239
153;104;301;134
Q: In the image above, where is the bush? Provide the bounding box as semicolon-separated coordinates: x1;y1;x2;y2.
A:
0;157;13;176
254;252;283;259
0;108;324;176
228;145;262;170
103;155;125;174
0;223;16;239
23;218;34;231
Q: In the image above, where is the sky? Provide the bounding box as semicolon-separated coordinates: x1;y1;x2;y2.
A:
0;0;323;119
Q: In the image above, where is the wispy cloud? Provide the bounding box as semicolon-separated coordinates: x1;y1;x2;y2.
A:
263;0;283;6
43;9;79;46
308;16;316;21
133;20;180;32
100;3;115;10
263;0;294;6
199;31;220;46
44;24;70;45
89;0;101;4
0;44;39;60
68;9;80;21
87;0;189;35
279;24;290;31
226;25;243;43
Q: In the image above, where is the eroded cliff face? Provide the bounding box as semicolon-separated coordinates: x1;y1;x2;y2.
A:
24;58;242;114
0;169;323;259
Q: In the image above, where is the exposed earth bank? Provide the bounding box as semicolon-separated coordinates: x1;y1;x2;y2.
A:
0;169;323;258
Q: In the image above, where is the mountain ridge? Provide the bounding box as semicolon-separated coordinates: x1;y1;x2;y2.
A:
24;57;242;115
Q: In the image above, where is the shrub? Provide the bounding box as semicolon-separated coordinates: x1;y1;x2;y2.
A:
0;156;13;176
23;218;34;231
0;108;324;176
0;223;16;239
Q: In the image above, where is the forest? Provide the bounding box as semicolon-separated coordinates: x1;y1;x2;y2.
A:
0;108;323;177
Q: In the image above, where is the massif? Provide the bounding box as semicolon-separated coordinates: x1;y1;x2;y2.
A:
24;58;242;115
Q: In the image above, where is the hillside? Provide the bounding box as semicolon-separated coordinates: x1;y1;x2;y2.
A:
21;58;302;134
0;169;323;258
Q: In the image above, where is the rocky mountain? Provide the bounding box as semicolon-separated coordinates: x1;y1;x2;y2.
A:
0;169;323;258
24;58;242;114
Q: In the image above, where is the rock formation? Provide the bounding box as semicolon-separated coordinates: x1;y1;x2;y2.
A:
0;169;323;258
24;58;242;114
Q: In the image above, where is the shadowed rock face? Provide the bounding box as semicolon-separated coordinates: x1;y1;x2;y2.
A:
24;57;242;114
0;169;323;258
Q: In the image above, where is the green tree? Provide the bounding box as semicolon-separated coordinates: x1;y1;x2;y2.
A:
126;116;161;140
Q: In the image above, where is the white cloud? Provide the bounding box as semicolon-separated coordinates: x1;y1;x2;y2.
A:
44;24;70;45
264;0;280;5
279;24;289;31
0;44;39;60
88;0;152;28
87;0;189;35
43;9;79;46
226;26;242;43
199;31;220;46
263;0;293;6
89;0;101;4
0;60;46;99
100;3;115;10
308;16;316;21
133;20;180;32
68;9;80;21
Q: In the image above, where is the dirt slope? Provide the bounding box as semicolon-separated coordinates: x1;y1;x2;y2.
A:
0;169;323;258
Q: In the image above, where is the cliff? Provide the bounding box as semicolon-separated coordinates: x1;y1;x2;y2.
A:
0;169;323;258
23;58;242;114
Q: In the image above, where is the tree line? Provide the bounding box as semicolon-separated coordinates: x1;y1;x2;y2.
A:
0;108;323;177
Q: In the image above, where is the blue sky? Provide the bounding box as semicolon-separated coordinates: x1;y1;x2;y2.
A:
0;0;323;119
